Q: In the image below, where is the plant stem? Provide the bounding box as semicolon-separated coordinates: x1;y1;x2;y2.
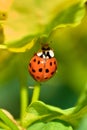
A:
20;85;28;120
18;55;29;121
31;83;41;103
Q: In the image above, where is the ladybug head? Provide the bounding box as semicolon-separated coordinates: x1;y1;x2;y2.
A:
41;44;50;51
37;44;54;59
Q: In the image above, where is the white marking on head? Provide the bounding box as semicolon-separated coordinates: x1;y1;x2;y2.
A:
49;50;54;57
46;56;49;59
37;52;43;56
43;54;45;59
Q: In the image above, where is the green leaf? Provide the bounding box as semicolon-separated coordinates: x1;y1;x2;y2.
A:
0;0;85;50
0;121;11;130
74;84;87;112
77;115;87;130
22;97;87;128
27;121;73;130
0;109;20;130
22;101;74;127
45;1;85;33
6;35;36;53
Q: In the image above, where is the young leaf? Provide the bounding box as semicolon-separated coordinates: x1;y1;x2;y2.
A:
0;109;20;130
22;101;69;127
0;0;85;51
27;121;73;130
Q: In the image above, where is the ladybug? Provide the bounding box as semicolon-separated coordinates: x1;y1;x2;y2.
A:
28;44;57;82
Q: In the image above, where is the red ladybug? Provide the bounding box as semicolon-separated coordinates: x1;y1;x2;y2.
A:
28;44;57;82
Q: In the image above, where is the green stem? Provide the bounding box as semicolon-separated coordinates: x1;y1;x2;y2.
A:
31;83;41;103
20;85;28;120
18;55;29;121
0;109;19;130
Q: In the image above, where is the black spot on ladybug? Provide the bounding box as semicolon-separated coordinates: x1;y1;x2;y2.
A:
29;63;31;67
39;68;42;72
33;58;36;62
38;60;40;64
32;69;36;73
36;76;40;79
44;77;48;79
54;61;56;64
51;71;55;75
50;62;52;66
45;69;49;73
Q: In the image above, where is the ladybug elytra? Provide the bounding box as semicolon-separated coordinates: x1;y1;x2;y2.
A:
28;44;57;82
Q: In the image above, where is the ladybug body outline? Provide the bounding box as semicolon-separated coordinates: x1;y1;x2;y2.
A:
28;44;57;82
